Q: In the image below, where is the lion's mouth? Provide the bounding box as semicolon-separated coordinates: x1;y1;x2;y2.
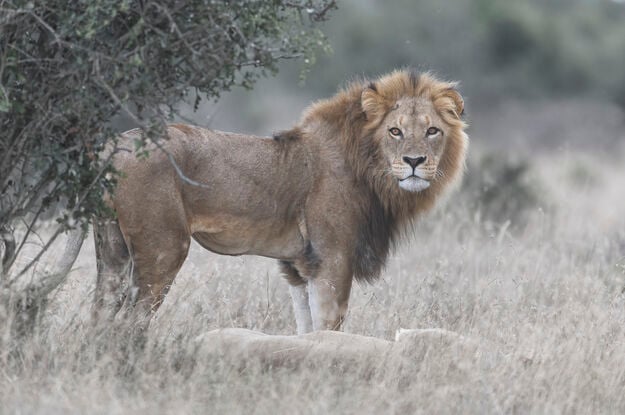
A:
398;175;430;192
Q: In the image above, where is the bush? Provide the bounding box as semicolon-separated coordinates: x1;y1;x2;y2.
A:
0;0;335;334
462;153;541;228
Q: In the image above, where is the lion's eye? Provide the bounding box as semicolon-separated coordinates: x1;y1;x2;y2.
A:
426;127;440;136
389;127;402;137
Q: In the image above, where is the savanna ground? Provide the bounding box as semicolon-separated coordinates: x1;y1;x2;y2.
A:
2;103;625;414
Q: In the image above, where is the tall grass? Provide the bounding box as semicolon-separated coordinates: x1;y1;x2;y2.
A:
1;148;624;414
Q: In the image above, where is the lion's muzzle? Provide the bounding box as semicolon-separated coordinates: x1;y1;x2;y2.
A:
398;175;430;192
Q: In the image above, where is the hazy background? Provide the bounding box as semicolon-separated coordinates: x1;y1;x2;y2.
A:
185;0;625;152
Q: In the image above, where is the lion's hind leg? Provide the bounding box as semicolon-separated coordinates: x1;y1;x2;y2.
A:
92;219;132;323
122;224;190;325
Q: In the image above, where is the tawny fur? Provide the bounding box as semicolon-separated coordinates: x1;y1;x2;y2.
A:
90;69;468;332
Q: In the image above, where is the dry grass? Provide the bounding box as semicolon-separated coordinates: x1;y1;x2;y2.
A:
1;145;625;414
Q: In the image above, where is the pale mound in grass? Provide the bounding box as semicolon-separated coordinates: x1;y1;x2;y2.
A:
196;327;479;380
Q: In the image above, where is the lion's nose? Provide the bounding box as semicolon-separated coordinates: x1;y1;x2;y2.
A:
402;156;427;169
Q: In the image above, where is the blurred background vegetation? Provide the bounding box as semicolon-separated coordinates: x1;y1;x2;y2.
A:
303;0;625;105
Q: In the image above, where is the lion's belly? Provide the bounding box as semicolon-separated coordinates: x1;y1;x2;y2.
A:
190;216;304;259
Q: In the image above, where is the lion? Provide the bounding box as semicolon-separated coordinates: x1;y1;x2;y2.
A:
76;69;468;333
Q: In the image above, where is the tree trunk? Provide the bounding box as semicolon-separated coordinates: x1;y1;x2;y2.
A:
3;227;86;338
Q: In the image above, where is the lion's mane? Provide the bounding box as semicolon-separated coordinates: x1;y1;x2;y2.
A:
294;70;468;282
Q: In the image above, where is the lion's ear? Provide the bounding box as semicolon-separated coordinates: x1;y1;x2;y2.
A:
443;88;465;119
361;83;388;123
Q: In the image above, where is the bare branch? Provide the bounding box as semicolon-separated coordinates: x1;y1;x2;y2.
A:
18;226;86;299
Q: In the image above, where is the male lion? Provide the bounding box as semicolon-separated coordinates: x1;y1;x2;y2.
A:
87;70;468;333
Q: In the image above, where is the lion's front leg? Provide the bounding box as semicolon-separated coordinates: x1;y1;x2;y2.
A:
280;260;314;334
308;260;353;331
289;283;313;334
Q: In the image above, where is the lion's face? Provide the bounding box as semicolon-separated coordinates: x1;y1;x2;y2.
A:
360;73;465;194
376;97;448;192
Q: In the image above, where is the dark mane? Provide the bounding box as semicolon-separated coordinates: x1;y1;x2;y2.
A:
353;189;397;283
